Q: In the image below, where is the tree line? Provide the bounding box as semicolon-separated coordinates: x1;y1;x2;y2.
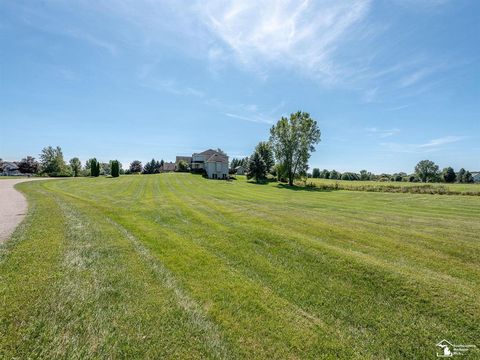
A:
0;146;190;178
310;160;475;183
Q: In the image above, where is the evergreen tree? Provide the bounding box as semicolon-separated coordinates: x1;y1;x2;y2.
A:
457;168;466;183
247;151;267;183
111;160;120;177
255;141;275;173
312;168;320;178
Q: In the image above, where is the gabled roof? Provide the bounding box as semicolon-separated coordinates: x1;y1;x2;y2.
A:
206;153;228;163
3;162;19;170
195;149;217;156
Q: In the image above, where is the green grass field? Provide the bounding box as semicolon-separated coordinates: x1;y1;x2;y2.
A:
1;174;479;359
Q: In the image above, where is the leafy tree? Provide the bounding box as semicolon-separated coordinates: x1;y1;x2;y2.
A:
255;141;275;173
18;156;39;174
0;159;3;172
457;168;466;183
330;170;340;180
464;171;474;183
39;146;70;176
247;151;267;183
320;169;330;179
129;160;142;173
69;157;82;177
442;167;456;183
269;111;321;186
312;168;320;178
341;172;359;181
111;160;120;177
415;160;439;183
100;162;111;176
177;160;189;172
359;170;373;181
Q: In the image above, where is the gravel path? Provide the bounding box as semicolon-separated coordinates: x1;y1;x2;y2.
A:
0;178;51;242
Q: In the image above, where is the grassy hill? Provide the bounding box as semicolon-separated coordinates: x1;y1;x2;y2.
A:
1;173;479;359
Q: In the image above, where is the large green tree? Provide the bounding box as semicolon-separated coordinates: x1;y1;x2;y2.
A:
442;167;456;183
269;111;321;186
39;146;70;177
69;158;82;177
415;160;439;183
312;168;320;178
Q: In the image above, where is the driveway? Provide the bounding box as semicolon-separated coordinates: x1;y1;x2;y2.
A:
0;178;52;242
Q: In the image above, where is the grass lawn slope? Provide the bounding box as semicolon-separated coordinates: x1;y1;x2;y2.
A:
1;173;479;359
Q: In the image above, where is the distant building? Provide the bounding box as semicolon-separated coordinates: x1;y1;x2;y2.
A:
235;165;246;175
162;162;176;172
175;156;192;170
190;149;229;179
472;172;480;183
1;162;21;176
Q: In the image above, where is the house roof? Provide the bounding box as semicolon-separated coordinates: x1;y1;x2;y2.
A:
206;153;228;163
194;149;217;156
175;156;192;163
3;162;19;170
163;162;176;171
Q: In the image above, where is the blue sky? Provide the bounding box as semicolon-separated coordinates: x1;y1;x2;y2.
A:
1;0;479;173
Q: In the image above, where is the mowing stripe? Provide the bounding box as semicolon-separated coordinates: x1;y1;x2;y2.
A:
103;216;232;360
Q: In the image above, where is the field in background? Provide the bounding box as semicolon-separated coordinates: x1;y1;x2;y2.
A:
306;177;480;194
1;174;479;358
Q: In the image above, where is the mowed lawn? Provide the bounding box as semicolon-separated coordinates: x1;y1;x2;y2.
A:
1;174;479;359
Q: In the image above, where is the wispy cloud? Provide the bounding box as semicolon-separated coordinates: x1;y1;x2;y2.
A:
66;29;118;55
225;112;273;124
366;127;401;138
417;136;466;148
381;135;465;153
197;0;371;83
14;0;461;101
